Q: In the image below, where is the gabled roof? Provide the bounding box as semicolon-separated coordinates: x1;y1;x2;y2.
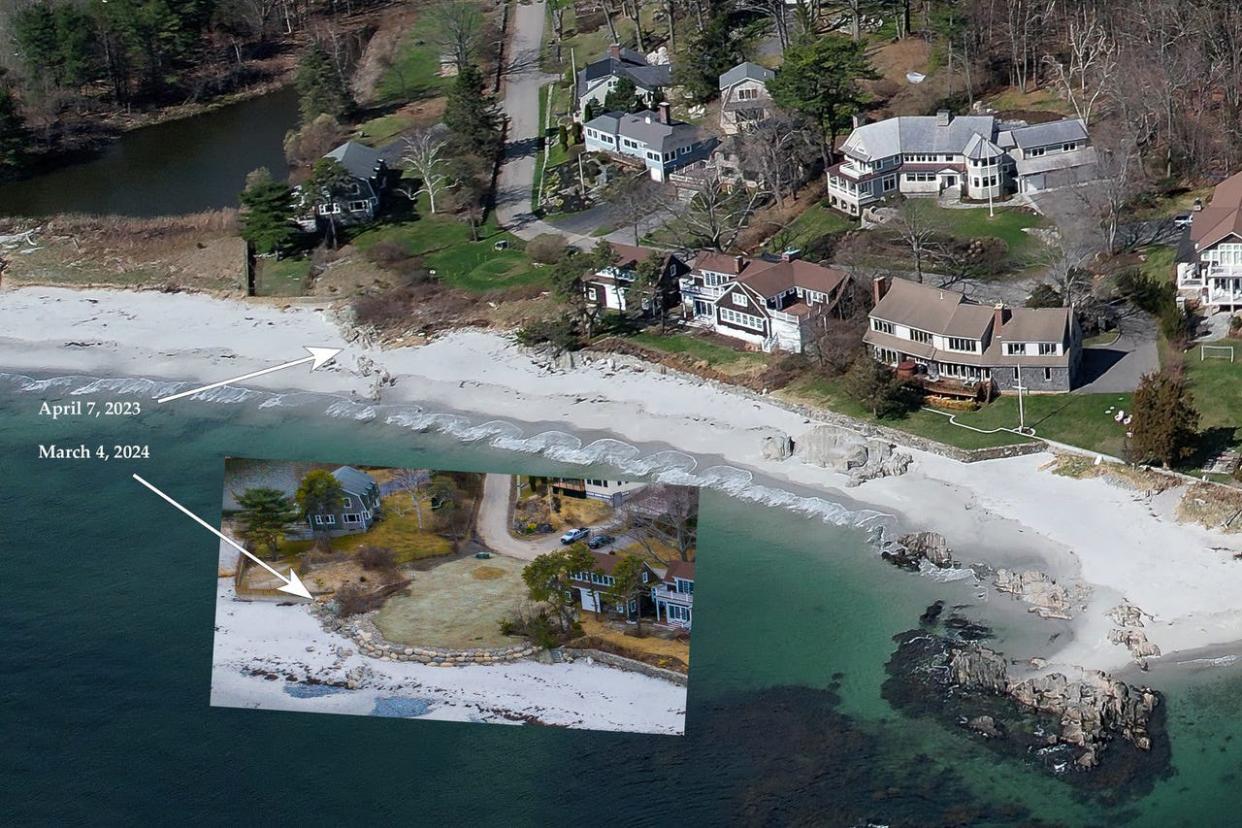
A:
579;55;672;94
1192;171;1242;252
324;142;385;180
1013;146;1098;176
999;307;1071;343
841;115;996;161
331;466;377;496
573;551;655;579
1008;118;1088;150
663;560;695;583
870;278;995;338
739;258;848;298
719;61;774;89
585;110;705;152
963;132;1004;160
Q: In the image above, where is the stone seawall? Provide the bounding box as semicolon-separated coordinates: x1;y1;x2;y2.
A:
314;608;537;666
563;348;1046;464
563;648;689;686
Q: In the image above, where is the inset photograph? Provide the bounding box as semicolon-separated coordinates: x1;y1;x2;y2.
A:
211;460;698;734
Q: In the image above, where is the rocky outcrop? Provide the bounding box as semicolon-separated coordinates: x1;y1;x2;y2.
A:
993;568;1089;620
1107;601;1161;664
760;430;794;460
884;531;954;570
794;424;912;486
948;644;1010;692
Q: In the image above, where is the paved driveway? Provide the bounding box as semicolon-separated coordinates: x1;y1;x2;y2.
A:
1075;313;1159;394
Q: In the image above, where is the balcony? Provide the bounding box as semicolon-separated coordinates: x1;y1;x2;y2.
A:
680;280;726;301
653;587;693;606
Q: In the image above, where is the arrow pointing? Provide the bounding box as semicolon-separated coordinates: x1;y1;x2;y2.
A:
156;346;342;403
132;473;313;600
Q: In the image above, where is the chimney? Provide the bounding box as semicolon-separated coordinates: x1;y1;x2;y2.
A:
609;43;622;60
852;113;865;130
781;248;801;262
657;101;672;125
734;254;745;273
993;302;1009;333
936;109;952;127
872;275;889;306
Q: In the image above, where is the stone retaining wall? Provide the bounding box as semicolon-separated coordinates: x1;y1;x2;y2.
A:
315;608;537;667
563;648;689;686
562;348;1046;464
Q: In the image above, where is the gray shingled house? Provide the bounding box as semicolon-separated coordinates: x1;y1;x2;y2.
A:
306;466;383;536
583;103;715;181
864;276;1082;393
576;44;673;117
299;141;390;230
718;62;777;134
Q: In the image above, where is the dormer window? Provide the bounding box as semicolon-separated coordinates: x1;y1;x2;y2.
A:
1005;342;1025;355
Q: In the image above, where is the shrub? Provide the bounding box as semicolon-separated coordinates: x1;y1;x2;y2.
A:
1025;283;1063;309
366;239;412;267
515;316;581;352
1230;315;1242;335
352;287;413;327
526;233;570;264
334;583;380;617
358;545;397;572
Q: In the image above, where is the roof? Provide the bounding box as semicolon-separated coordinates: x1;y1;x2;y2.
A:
1008;118;1088;150
719;61;774;89
585;109;705;152
739;258;848;298
572;551;655;579
870;278;995;338
323;142;385;180
963;132;1004;160
331;466;377;496
999;307;1071;342
1013;146;1098;176
609;242;661;270
841;115;996;161
1192;171;1242;252
578;55;672;96
694;251;749;275
664;560;695;583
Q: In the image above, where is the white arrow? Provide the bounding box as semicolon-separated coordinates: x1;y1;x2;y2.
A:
132;473;313;600
156;346;342;403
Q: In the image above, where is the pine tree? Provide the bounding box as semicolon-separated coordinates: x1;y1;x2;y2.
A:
1128;369;1200;468
443;63;502;158
843;355;915;419
235;487;300;555
0;79;27;173
239;168;295;255
296;43;353;123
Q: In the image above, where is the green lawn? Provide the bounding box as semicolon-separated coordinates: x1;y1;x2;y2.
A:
928;204;1047;260
772;203;856;252
779;374;1133;455
279;494;454;564
351;213;546;293
1184;338;1242;455
255;256;312;296
354;110;419;146
1139;245;1176;283
629;332;771;368
371;6;475;107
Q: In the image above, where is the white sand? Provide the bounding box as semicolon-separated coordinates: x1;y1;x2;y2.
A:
210;579;687;733
6;285;1242;675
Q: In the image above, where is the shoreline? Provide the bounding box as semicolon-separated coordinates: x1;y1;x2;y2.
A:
4;285;1242;679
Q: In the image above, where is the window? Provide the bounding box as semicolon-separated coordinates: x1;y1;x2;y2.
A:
343;513;360;524
342;497;353;508
972;178;980;187
1029;146;1046;157
904;172;936;183
646;151;659;161
719;307;765;330
668;605;691;622
1005;342;1025;355
910;328;933;345
1038;342;1058;356
883;176;896;192
1044;367;1052;381
1014;366;1021;380
732;292;747;307
874;346;900;363
947;337;978;352
641;571;649;583
676;578;694;594
871;318;894;335
314;514;336;526
348;200;368;212
737;87;758;100
1062;142;1078;152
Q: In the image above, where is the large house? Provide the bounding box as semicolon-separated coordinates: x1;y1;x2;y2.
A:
302;141;390;227
575;44;672;117
718;61;776;135
679;251;851;353
569;551;659;619
863;276;1082;393
585;243;690;314
1176;171;1242;313
650;560;694;630
306;466;383;535
583;103;716;181
551;477;648;507
827;111;1096;216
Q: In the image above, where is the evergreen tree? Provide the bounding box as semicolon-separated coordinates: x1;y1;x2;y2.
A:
602;76;642;112
295;469;345;548
843;355;917;419
296;43;352;123
1128;369;1200;468
521;549;577;632
443;63;502;158
672;12;750;103
239;167;295;255
0;79;28;173
302;157;352;247
235;487;300;555
603;555;648;634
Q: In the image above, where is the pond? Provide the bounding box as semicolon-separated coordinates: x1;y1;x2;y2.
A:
0;85;300;218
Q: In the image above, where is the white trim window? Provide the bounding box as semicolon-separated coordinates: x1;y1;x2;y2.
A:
1038;342;1058;356
719;307;764;330
947;337;978;352
314;514;336;526
667;605;691;622
872;318;894;335
343;513;361;524
342;497;353;508
1005;342;1025;355
675;578;694;594
732;292;747;307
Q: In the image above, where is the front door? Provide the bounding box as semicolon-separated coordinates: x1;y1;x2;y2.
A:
693;299;711;317
943;175;957;188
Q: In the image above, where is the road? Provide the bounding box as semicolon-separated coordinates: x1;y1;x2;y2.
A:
476;473;565;561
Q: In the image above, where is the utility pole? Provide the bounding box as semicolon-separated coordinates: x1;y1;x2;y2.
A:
1015;364;1027;433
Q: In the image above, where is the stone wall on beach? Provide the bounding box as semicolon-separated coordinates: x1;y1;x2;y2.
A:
563;648;690;686
314;607;537;666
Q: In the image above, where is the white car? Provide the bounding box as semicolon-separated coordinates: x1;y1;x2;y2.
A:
1173;214;1193;228
560;527;590;545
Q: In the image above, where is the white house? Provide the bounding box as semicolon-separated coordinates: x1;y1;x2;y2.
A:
679;251;851;353
650;560;694;630
583;103;715;182
551;477;648;507
718;61;776;135
575;44;672;118
585;243;690;313
1177;171;1242;313
827;111;1097;215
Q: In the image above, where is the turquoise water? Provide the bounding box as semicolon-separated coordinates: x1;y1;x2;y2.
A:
2;373;1242;825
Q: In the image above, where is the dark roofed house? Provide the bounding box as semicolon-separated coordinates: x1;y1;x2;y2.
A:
586;243;690;314
1176;171;1242;313
299;141;391;230
680;250;851;353
582;104;716;182
864;276;1082;394
576;43;673;117
306;466;383;536
568;551;660;622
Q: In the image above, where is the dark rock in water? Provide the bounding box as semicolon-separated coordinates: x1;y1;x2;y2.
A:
945;615;993;640
882;622;1171;804
881;548;921;571
920;601;945;625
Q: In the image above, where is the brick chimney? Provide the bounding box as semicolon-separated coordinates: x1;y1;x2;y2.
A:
872;275;889;306
657;101;672;124
993;302;1009;333
609;43;622;60
734;254;745;273
936;109;952;126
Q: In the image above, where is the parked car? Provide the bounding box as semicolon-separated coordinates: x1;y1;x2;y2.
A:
588;534;615;549
1174;213;1193;228
560;527;589;544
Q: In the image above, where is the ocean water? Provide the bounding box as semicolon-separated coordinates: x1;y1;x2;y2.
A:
3;372;1242;825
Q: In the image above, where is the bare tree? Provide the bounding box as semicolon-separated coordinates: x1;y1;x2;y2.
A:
891;198;939;284
428;3;485;73
671;168;767;252
399;132;455;215
392;469;431;529
737;0;792;51
1041;6;1118;128
620;485;699;563
740;114;819;208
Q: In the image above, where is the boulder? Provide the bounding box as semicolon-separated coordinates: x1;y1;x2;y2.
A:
967;715;1001;738
948;645;1010;693
994;569;1086;620
794;424;912;486
760;431;794;461
897;531;954;568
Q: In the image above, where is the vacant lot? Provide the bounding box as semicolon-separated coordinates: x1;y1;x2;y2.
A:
372;555;528;649
280;493;456;564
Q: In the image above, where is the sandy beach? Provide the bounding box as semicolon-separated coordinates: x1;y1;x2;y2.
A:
6;285;1242;677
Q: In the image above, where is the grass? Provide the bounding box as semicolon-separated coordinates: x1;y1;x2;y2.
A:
771;202;856;252
354;111;419;146
1183;338;1242;456
280;494;455;564
629;332;770;368
255;256;311;296
351;210;547;293
1138;245;1176;283
985;86;1071;116
928;204;1047;258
